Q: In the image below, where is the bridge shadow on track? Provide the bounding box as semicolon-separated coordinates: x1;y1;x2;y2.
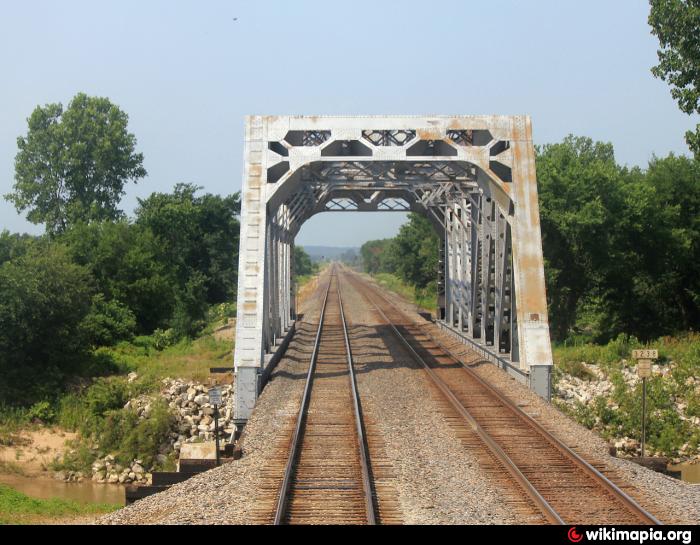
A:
263;314;471;386
348;323;464;376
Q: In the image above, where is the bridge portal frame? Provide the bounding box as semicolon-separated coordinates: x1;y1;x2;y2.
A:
233;115;553;424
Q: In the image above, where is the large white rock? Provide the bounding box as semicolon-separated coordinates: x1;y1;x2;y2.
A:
178;441;217;464
193;394;209;406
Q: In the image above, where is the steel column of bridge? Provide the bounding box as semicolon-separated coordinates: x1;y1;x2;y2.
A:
232;115;553;425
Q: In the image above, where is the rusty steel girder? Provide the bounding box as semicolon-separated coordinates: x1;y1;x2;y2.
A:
232;115;553;424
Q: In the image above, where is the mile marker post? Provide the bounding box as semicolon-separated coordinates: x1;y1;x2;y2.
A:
209;386;222;466
631;349;658;458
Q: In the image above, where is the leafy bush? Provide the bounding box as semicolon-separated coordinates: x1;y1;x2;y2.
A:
50;439;97;473
208;302;237;324
152;328;178;351
0;244;93;405
26;401;55;424
56;392;175;471
113;400;174;468
81;294;136;346
555;333;700;457
558;359;596;381
171;271;209;339
60;398;175;470
57;378;131;437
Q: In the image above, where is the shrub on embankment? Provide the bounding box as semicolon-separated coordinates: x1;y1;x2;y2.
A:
553;333;700;461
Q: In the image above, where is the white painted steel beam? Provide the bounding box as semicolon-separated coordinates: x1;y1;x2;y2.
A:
233;115;553;424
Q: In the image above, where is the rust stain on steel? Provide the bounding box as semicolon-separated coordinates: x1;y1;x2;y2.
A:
416;128;444;141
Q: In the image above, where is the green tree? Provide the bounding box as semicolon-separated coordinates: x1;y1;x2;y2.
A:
360;239;395;274
7;93;146;234
81;294;137;347
294;246;316;276
0;245;93;403
60;221;175;333
631;154;700;332
649;0;700;157
0;230;36;265
171;271;209;339
135;184;241;305
536;136;628;341
537;136;700;341
392;213;439;289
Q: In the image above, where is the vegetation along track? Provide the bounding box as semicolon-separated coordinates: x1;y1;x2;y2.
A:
342;267;662;526
260;266;400;525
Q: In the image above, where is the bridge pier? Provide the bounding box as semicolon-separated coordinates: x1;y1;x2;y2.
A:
233;115;553;424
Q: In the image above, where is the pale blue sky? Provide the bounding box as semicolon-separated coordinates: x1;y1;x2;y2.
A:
0;0;695;246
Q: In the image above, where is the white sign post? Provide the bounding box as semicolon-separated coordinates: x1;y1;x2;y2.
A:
631;349;658;458
208;387;222;466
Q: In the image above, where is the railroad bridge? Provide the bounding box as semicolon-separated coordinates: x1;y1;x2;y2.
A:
233;115;553;424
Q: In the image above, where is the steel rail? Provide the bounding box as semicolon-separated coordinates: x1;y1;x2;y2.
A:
346;269;662;526
341;270;563;524
418;314;663;526
336;276;377;525
273;272;333;525
273;267;377;525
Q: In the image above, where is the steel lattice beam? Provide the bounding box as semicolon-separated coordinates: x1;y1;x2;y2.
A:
233;115;553;425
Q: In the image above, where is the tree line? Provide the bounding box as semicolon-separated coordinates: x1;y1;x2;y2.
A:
0;94;242;404
0;185;242;404
361;137;700;345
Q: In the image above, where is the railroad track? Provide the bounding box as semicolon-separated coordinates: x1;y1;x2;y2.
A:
342;267;662;526
269;267;381;525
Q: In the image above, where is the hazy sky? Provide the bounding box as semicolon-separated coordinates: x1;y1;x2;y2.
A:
0;1;696;247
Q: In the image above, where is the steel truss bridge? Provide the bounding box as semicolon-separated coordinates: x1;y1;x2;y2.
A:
233;115;553;424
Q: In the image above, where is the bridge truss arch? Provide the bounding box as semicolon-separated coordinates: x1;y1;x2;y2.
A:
233;115;553;424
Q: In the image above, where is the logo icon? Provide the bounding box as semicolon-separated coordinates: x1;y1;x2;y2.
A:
568;527;583;543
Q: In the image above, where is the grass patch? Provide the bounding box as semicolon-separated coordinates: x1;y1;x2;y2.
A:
0;484;119;525
555;360;596;381
96;334;232;391
371;272;436;312
295;274;316;289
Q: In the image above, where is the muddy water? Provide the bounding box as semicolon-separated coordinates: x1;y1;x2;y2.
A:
668;462;700;484
0;474;124;505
